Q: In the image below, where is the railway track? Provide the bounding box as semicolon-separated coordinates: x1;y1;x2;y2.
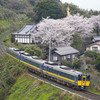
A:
0;33;8;55
82;91;100;100
28;71;100;100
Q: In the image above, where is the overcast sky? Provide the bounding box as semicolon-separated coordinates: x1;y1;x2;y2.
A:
61;0;100;11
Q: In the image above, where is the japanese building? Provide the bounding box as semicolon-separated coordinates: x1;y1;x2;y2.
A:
50;46;79;65
11;24;36;44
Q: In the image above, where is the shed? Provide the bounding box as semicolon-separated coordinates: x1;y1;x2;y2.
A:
92;36;100;42
86;41;100;51
50;46;79;65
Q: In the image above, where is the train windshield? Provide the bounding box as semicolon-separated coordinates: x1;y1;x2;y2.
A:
83;77;85;81
87;75;90;81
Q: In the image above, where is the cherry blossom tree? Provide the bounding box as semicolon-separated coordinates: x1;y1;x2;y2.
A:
89;15;100;35
31;14;94;46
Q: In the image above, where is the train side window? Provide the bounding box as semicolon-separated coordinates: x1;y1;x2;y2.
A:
71;76;73;80
30;61;32;64
37;63;38;67
31;61;33;65
57;71;59;75
47;67;48;71
67;74;70;79
37;64;39;68
64;73;66;77
34;63;36;66
54;70;56;74
33;62;35;66
35;63;37;67
78;75;82;81
60;72;63;76
87;75;90;81
36;63;38;67
51;69;53;73
32;61;34;65
49;68;51;72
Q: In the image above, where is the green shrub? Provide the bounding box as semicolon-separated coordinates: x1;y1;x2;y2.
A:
19;44;44;58
3;38;8;43
71;32;83;51
62;60;71;67
72;58;81;69
95;55;100;72
0;55;26;100
84;50;99;59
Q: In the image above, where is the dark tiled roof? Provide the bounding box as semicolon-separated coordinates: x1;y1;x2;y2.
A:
12;24;36;35
53;46;79;56
92;36;100;41
87;41;100;47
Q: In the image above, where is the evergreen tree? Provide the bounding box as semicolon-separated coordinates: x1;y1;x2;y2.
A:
34;0;65;22
72;58;81;69
95;55;100;72
71;33;83;51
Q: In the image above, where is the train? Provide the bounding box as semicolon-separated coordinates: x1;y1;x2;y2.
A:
6;47;90;90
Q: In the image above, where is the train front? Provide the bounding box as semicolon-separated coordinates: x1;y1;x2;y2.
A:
77;74;90;90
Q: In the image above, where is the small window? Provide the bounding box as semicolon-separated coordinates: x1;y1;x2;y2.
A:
49;68;51;72
92;47;98;50
51;69;53;73
36;63;38;67
87;75;90;81
33;62;35;66
53;56;57;61
71;76;73;80
60;72;63;76
64;73;66;77
83;78;85;81
57;71;59;75
34;63;36;66
63;56;66;60
47;67;48;71
54;70;56;74
67;74;70;78
78;75;82;80
67;55;70;58
72;54;75;58
37;64;39;68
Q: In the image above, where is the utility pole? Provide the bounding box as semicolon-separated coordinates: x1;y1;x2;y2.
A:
49;33;51;61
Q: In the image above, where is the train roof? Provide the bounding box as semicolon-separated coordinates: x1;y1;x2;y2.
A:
44;63;83;76
7;47;86;76
7;47;46;64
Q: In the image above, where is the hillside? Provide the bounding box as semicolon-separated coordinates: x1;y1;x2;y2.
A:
0;0;99;36
6;73;81;100
0;0;100;24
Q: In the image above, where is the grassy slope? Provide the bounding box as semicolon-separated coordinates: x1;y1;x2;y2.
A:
88;88;100;95
0;20;11;35
0;20;10;27
6;74;80;100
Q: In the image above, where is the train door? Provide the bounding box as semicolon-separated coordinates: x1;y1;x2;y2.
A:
82;76;86;86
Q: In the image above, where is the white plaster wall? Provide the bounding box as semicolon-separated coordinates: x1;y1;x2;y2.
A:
15;37;32;43
86;45;100;50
